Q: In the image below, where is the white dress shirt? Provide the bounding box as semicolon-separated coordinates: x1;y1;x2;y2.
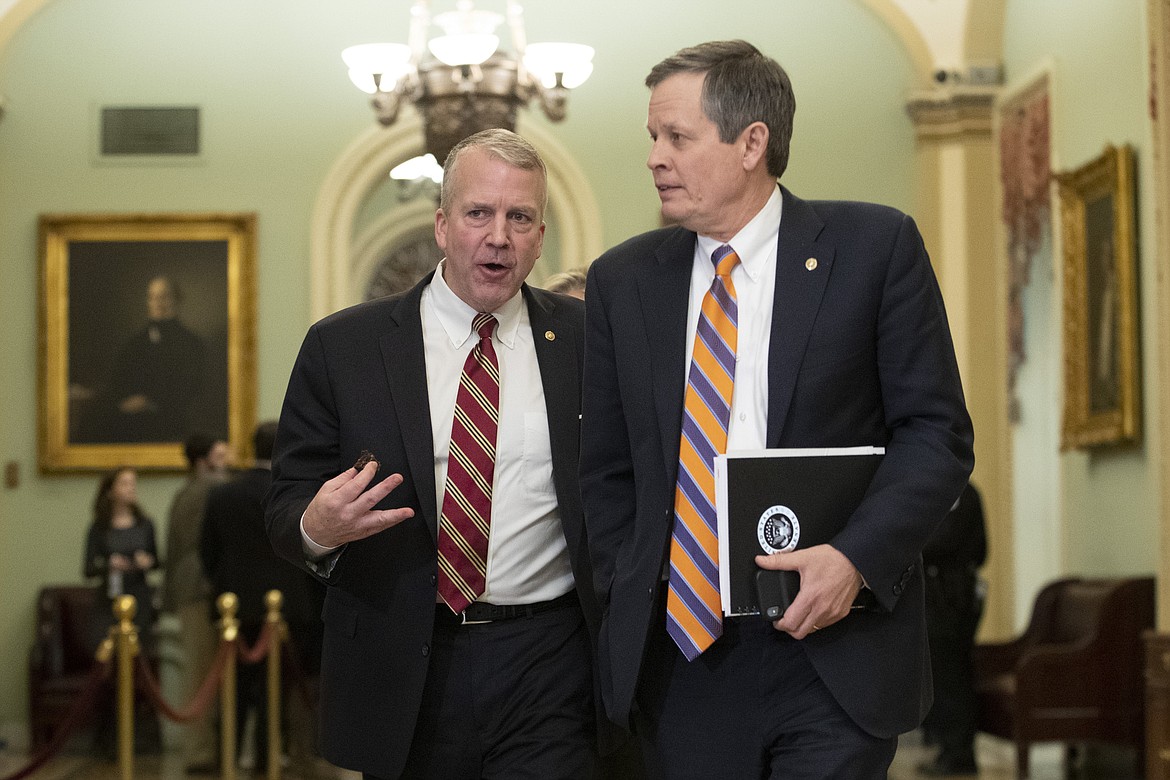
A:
687;185;783;451
421;263;574;604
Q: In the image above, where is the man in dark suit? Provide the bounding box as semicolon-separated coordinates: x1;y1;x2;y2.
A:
202;421;325;774
919;481;987;776
265;129;600;780
580;40;975;778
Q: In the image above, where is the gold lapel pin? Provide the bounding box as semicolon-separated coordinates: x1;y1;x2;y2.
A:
805;257;818;271
545;330;556;341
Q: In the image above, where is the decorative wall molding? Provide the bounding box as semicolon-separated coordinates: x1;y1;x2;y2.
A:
1146;0;1170;630
906;86;998;141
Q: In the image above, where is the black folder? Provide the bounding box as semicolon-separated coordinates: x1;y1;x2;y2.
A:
715;447;884;616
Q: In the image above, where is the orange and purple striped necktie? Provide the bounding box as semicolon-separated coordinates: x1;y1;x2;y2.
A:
666;244;740;660
437;312;499;614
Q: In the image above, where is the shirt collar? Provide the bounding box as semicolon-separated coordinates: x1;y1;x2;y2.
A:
695;184;783;282
429;259;523;349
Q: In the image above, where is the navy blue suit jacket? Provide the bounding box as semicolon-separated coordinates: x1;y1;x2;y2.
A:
265;274;596;779
580;187;974;738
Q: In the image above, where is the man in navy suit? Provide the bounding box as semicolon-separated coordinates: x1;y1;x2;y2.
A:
580;40;974;778
266;129;600;779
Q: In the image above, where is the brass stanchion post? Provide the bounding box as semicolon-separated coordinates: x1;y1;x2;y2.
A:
111;595;139;780
218;592;240;780
265;589;286;780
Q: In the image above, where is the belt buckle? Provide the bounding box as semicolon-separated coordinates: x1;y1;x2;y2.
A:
460;609;491;626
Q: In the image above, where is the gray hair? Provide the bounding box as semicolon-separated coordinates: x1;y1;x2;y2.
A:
543;268;587;296
440;128;548;214
646;40;795;179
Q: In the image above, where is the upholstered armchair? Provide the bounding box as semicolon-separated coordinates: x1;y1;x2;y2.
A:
28;585;105;749
973;576;1154;778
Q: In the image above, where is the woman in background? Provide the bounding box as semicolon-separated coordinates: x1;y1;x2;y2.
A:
83;466;159;647
82;466;162;756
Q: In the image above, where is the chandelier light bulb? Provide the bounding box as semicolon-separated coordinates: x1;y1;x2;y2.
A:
390;154;445;183
523;42;595;89
342;43;413;92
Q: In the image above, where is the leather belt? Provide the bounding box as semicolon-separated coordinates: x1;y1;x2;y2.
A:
437;590;578;626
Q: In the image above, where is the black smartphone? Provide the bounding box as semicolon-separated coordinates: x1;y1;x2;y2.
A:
755;569;800;621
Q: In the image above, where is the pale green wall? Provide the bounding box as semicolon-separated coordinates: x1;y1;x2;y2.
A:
0;0;916;726
1002;0;1158;626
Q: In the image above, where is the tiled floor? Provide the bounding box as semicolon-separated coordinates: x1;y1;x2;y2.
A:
0;731;1143;779
0;748;359;780
890;731;1140;780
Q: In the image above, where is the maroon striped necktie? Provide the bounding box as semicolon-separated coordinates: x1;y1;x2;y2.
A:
437;312;500;614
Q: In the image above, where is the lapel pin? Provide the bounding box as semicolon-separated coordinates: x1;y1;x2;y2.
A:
545;330;556;341
805;257;818;271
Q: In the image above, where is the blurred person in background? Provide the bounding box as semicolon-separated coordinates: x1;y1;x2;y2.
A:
544;268;587;300
918;482;987;777
82;466;161;755
162;433;231;775
203;421;325;774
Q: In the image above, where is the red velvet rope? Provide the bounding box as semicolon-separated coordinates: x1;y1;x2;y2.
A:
1;659;110;780
134;638;234;723
235;621;278;666
117;620;283;725
6;619;299;780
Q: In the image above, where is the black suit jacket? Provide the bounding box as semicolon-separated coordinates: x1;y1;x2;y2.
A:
265;274;597;779
580;187;975;738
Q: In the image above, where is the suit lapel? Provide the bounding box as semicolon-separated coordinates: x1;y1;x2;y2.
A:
526;286;584;546
380;273;439;541
527;286;580;448
636;228;695;479
767;187;832;445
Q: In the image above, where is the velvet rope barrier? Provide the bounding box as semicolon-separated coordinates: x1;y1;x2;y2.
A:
235;620;278;666
134;616;284;723
133;597;283;724
0;655;111;780
133;638;235;724
3;593;298;780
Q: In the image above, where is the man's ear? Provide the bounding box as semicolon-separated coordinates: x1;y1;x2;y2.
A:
434;208;448;253
741;121;770;172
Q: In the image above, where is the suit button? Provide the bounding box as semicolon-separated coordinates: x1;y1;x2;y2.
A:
430;574;437;586
893;584;903;596
422;643;430;657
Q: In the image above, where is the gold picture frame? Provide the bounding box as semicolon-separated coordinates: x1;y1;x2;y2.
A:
38;213;257;471
1058;145;1140;449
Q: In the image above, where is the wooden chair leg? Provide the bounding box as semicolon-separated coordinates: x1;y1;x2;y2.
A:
1016;739;1031;778
1063;743;1078;776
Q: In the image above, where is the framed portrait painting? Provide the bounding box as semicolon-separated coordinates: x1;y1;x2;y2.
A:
1057;145;1140;449
38;213;257;471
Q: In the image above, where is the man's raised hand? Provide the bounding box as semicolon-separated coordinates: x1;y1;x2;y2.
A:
302;460;415;548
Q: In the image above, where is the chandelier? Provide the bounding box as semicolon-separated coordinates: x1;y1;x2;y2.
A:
342;0;594;164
